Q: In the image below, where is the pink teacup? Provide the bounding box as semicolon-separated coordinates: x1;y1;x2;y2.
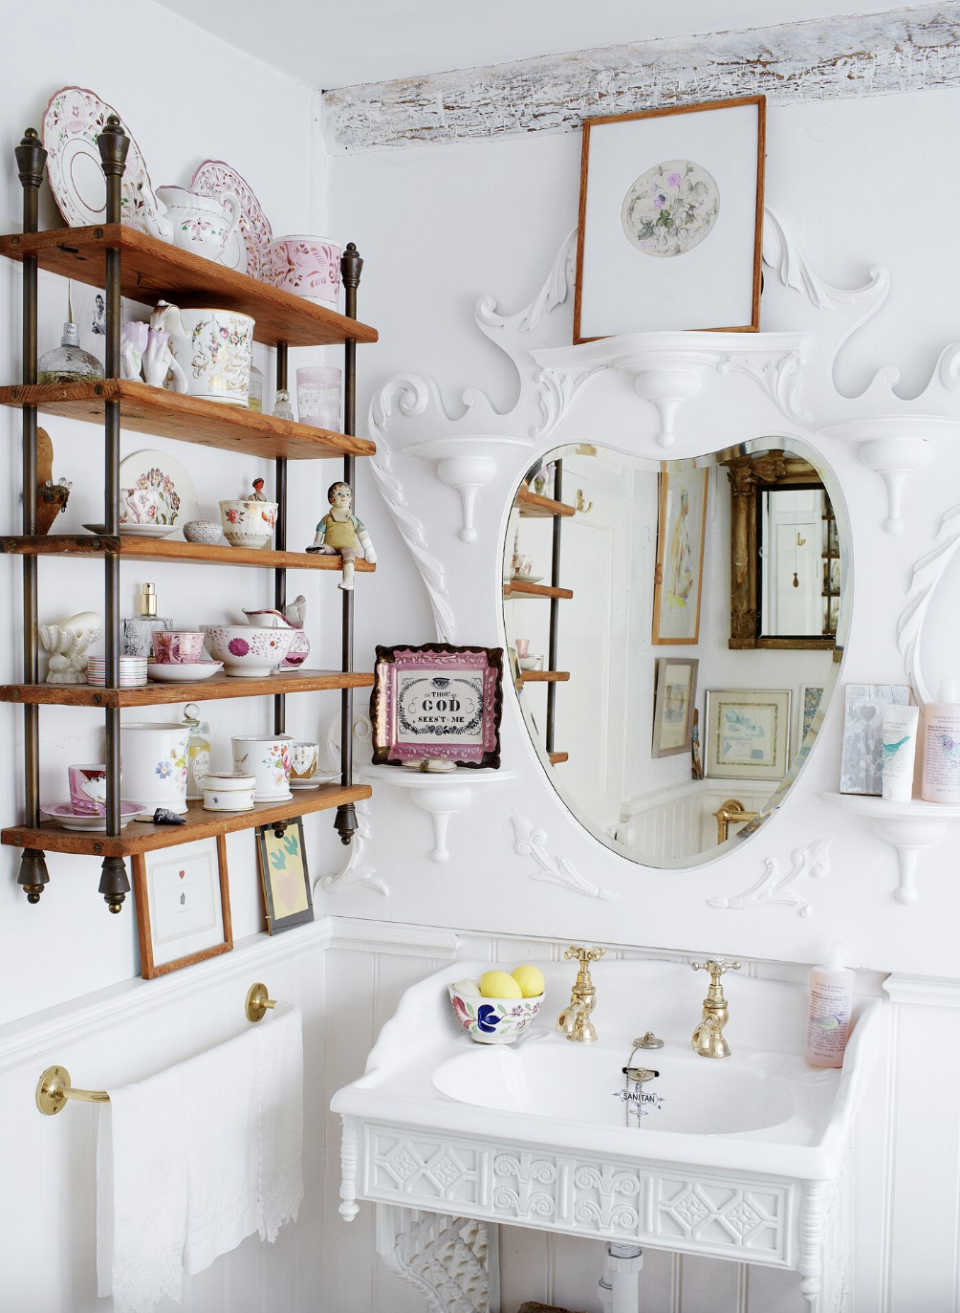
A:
515;638;530;658
263;235;342;308
153;631;206;664
68;763;109;815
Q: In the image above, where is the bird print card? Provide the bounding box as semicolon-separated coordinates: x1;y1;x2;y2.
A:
840;684;911;795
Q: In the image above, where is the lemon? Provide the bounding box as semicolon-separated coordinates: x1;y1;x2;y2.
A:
511;964;545;998
480;969;522;999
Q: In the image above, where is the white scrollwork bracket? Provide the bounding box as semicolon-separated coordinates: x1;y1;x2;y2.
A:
512;815;618;901
708;840;832;918
899;503;960;707
316;715;388;897
376;1205;498;1313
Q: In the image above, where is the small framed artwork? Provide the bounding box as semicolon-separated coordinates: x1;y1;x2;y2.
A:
574;96;766;341
371;643;504;768
705;689;792;781
799;684;825;746
652;658;699;758
839;684;911;795
256;819;314;933
653;464;709;644
132;835;232;979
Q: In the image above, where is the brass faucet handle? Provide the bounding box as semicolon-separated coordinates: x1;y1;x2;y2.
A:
692;959;741;987
565;944;606;964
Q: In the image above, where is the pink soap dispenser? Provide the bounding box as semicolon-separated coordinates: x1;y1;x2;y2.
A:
805;943;854;1069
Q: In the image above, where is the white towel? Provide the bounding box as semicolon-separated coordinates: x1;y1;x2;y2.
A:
97;1002;303;1313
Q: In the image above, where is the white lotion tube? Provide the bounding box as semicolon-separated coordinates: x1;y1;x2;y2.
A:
881;703;919;802
921;680;960;803
805;944;854;1068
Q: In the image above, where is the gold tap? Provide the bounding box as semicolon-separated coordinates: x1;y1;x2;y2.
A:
691;959;740;1058
557;944;605;1043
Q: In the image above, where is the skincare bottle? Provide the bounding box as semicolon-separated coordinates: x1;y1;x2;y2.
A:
921;680;960;804
121;584;172;658
881;702;920;801
805;944;854;1069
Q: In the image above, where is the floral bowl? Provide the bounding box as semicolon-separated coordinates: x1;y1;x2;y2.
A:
219;499;278;549
183;520;223;545
448;984;542;1045
200;624;295;677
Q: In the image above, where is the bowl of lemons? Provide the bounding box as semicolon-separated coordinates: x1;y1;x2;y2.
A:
448;964;545;1044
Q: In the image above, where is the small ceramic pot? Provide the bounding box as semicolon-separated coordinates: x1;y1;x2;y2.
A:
219;499;278;549
121;722;190;815
202;772;256;813
86;656;149;687
231;735;293;801
201;624;295;676
263;235;342;308
153;631;206;664
290;742;319;784
156;186;241;262
448;985;543;1045
296;366;341;432
68;763;109;815
183;520;223;545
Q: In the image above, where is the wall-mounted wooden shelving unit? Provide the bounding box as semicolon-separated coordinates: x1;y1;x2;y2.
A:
3;120;377;908
503;580;574;600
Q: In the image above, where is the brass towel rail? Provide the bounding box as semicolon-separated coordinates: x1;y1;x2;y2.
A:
35;981;277;1115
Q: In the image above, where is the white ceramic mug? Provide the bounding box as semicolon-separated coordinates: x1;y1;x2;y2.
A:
151;302;254;406
231;734;293;801
120;722;190;815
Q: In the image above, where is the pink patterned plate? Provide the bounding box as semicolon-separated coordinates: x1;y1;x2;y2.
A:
41;86;170;238
191;159;273;279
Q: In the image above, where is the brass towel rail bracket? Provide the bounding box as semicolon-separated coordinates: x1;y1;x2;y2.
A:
35;981;278;1115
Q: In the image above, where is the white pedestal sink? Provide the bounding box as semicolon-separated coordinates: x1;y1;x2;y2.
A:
332;957;881;1311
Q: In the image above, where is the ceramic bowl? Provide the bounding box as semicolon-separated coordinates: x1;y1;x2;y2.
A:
183;520;223;545
447;984;543;1045
262;235;342;308
219;499;278;549
200;624;295;676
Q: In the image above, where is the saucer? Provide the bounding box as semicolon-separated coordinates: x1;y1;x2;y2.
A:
148;661;223;683
511;574;544;585
518;655;544;671
82;523;178;538
42;800;143;831
290;779;322;790
254;792;293;804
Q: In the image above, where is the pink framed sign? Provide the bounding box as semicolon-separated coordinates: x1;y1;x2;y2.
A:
371;644;504;769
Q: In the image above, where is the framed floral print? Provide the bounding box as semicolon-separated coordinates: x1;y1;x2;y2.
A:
371;643;504;768
705;689;792;781
574;96;766;341
653;465;709;644
256;819;314;934
131;835;232;979
652;658;699;758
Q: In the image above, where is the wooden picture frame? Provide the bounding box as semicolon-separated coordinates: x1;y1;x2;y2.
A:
652;465;709;645
256;819;314;933
704;688;792;781
574;96;766;342
371;642;504;769
132;834;232;979
652;658;699;758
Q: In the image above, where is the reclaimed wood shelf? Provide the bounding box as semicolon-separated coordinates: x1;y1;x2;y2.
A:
0;226;378;349
0;380;374;461
515;487;575;519
519;670;570;683
548;751;568;765
503;581;574;600
1;783;372;858
0;668;374;709
0;534;376;572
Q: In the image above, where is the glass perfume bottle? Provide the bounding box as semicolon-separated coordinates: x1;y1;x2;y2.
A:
121;583;172;657
248;363;264;413
37;320;103;384
181;702;211;799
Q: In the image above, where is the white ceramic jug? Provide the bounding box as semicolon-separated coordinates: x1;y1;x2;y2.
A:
155;185;241;262
150;301;255;406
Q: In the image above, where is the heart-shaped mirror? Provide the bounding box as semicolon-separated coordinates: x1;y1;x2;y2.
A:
502;435;850;867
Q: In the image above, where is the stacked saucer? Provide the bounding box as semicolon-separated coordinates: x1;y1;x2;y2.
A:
87;655;148;687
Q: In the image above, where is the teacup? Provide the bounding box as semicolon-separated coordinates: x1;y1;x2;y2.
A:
68;763;109;815
263;235;342;308
120;486;162;525
153;631;206;664
512;553;534;578
290;742;320;785
156;186;241;262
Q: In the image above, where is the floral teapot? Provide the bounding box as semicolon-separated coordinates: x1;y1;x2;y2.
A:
149;300;255;407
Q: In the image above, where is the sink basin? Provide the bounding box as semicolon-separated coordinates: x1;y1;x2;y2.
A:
332;957;881;1301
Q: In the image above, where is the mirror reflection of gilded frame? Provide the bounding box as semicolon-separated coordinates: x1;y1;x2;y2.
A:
652;465;709;645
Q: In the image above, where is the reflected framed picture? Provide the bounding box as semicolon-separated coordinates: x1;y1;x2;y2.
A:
652;658;699;758
799;684;825;746
256;819;314;934
132;835;232;979
653;465;709;644
574;96;766;341
705;689;792;781
371;643;503;769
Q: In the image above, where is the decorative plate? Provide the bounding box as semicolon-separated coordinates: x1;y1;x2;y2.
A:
191;160;273;278
117;450;198;538
148;662;223;683
41;86;166;235
42;800;143;830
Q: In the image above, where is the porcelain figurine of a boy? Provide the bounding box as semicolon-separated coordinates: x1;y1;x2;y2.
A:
306;481;376;590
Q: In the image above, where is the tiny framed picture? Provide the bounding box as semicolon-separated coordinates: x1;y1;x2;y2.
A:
653;465;709;644
652;658;699;758
705;689;792;781
371;643;504;768
799;684;825;746
132;835;232;979
256;819;314;933
839;684;911;795
574;96;766;341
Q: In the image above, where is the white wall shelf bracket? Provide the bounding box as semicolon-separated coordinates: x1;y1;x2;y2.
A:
364;767;516;864
407;436;532;542
822;792;960;903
